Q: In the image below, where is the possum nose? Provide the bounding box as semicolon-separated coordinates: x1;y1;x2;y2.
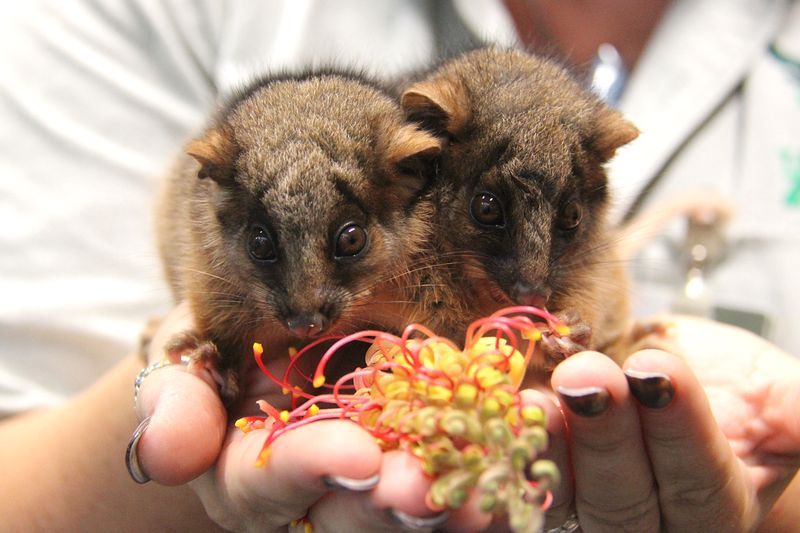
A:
285;312;328;338
509;282;551;309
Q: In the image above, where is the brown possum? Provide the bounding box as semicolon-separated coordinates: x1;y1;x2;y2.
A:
401;48;639;365
155;71;441;399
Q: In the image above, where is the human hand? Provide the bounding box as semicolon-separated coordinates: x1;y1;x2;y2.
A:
129;307;800;532
538;316;800;532
128;302;449;532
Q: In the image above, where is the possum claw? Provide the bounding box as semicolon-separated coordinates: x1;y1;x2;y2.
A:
537;312;592;369
164;330;240;403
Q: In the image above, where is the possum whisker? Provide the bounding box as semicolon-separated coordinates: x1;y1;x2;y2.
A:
174;267;236;287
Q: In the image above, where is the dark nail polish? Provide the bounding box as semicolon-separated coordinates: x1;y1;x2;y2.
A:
387;508;449;530
321;473;380;492
556;386;610;417
125;416;152;484
625;369;674;409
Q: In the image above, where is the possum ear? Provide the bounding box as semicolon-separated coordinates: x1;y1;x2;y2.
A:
387;124;442;175
186;127;238;184
380;124;442;201
401;76;471;136
590;106;639;162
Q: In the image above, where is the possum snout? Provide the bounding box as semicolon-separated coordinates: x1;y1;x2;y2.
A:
509;281;551;308
284;311;330;338
279;285;344;338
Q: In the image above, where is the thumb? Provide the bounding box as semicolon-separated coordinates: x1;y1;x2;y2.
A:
135;364;227;485
132;302;227;485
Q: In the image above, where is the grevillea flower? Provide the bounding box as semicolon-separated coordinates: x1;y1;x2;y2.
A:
236;306;569;532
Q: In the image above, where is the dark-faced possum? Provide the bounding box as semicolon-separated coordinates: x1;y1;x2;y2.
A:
155;71;441;399
401;47;639;365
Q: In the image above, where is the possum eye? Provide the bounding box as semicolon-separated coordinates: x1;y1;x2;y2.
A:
470;192;505;227
334;223;368;259
247;225;277;263
556;200;583;231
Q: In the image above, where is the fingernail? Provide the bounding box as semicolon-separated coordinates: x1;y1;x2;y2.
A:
321;473;380;492
625;369;674;409
556;386;610;417
125;416;151;484
387;508;449;530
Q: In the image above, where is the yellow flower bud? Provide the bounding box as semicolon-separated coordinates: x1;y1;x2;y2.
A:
522;328;542;341
481;397;501;418
255;447;271;468
520;405;546;426
427;384;453;404
454;383;478;407
529;459;561;491
508;350;526;388
476;367;503;388
384;379;410;400
484;417;512;445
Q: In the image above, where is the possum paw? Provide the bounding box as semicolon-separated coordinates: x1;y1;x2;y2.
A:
538;311;593;369
164;330;240;404
626;319;675;353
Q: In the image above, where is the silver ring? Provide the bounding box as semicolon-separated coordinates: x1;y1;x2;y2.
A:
126;416;152;483
133;355;191;406
545;513;580;533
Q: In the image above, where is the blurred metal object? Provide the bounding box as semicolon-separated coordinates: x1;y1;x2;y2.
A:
546;513;581;533
666;202;771;337
671;208;727;317
590;43;628;106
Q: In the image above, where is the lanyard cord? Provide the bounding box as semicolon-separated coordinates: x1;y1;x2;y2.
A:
620;80;745;224
769;42;800;82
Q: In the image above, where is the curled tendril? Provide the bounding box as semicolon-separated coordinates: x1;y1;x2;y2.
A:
237;306;570;532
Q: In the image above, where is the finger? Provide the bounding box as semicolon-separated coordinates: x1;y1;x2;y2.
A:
203;420;382;529
551;351;660;531
656;317;800;466
308;450;447;532
623;349;752;531
764;376;800;453
309;491;399;533
720;329;800;455
133;303;226;485
134;363;227;485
